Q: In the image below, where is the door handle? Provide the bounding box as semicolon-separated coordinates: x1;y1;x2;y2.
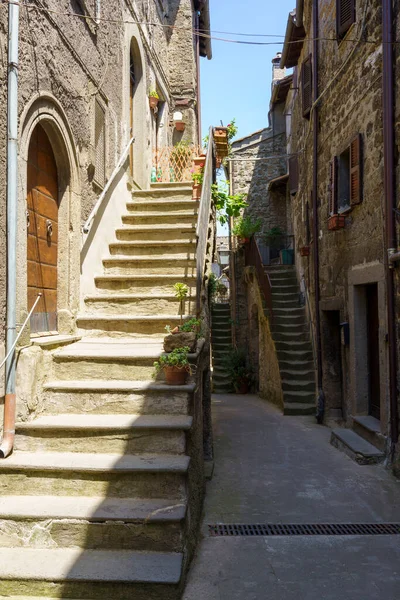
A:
26;210;30;229
46;219;53;238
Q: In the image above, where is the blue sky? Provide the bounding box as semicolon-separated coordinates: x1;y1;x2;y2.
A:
201;0;296;141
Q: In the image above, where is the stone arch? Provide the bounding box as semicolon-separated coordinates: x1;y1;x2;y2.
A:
128;35;147;187
18;93;81;337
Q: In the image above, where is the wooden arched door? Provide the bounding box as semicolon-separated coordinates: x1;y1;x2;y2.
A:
27;124;59;333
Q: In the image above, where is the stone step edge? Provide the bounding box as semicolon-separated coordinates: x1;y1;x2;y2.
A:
43;380;196;392
76;314;196;322
0;547;182;584
0;496;186;523
95;274;197;282
84;294;196;302
0;451;190;474
17;414;193;432
102;257;197;265
116;224;196;232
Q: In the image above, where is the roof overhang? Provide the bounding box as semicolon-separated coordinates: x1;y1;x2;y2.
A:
280;9;305;69
270;74;293;107
268;173;289;191
195;0;212;60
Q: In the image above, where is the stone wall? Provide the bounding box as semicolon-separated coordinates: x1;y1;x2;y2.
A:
287;0;389;431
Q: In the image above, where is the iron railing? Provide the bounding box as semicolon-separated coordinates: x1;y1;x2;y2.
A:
196;128;215;313
245;236;274;321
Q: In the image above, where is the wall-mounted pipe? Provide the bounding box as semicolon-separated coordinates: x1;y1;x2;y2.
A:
312;0;323;421
382;0;399;447
1;0;20;459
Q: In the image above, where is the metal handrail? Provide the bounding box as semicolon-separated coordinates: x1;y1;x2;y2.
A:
196;126;215;312
245;237;274;321
0;294;42;370
83;136;135;234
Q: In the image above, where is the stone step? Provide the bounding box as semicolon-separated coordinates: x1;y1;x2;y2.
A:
0;451;189;498
95;274;197;294
279;363;315;374
0;548;182;598
102;257;196;277
272;299;301;309
271;284;298;292
109;241;196;257
331;428;385;465
122;213;197;227
84;294;196;316
272;331;309;344
275;340;313;353
272;292;299;301
77;314;194;338
283;389;316;404
277;349;314;362
136;185;193;198
51;339;198;381
213;385;233;394
0;496;186;551
42;380;194;416
282;378;315;393
284;402;315;416
273;306;305;315
115;224;196;243
126;199;198;214
352;416;387;453
16;414;193;454
272;314;306;325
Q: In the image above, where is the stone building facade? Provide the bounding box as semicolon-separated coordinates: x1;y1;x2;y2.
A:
280;0;399;461
0;0;210;397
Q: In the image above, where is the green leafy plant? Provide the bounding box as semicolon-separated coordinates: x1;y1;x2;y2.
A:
216;281;228;297
208;272;218;299
232;216;262;239
226;119;238;141
180;317;201;333
153;346;191;376
192;170;204;185
211;182;248;226
221;348;253;391
173;282;189;324
149;90;159;99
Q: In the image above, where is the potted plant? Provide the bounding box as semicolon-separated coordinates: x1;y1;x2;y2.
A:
174;282;188;326
192;169;204;200
153;346;192;385
149;90;159;110
221;348;253;394
328;214;345;231
232;216;262;244
265;227;294;264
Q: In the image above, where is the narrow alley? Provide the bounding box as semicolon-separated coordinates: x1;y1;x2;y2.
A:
183;394;400;600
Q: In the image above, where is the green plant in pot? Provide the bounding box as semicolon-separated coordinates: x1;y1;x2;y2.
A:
154;346;192;385
221;348;253;394
232;216;262;244
173;282;189;327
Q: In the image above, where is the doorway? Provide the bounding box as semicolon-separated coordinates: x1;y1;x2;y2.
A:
366;283;380;419
27;124;59;333
321;310;344;419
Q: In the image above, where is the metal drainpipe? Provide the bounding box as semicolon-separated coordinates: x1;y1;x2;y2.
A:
228;161;237;347
195;10;202;145
1;0;20;458
382;0;399;448
312;0;323;420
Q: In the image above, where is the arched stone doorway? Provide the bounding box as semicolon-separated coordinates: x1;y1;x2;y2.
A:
27;124;59;333
129;37;143;180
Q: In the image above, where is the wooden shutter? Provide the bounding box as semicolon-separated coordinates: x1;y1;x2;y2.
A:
302;56;312;118
289;155;299;195
337;0;355;38
350;134;362;206
329;157;338;215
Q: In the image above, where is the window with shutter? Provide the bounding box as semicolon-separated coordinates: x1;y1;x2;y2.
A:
301;56;312;118
329;157;338;215
289;155;299;195
350;134;362;205
94;99;106;188
337;0;356;39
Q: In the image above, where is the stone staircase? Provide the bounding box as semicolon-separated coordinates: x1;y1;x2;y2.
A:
267;266;316;416
0;184;203;599
211;303;233;393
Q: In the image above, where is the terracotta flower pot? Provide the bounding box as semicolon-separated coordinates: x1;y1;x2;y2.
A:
237;236;250;245
300;246;310;257
175;121;185;132
149;96;159;110
328;214;345;231
164;365;188;385
193;157;205;173
192;183;202;200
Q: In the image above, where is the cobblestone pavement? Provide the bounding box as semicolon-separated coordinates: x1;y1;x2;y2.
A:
183;394;400;600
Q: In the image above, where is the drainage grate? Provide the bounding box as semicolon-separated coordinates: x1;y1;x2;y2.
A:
208;523;400;537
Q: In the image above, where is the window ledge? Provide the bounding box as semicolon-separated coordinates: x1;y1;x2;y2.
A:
338;205;352;215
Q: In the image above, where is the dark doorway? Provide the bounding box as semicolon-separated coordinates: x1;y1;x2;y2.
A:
366;284;380;419
321;310;343;418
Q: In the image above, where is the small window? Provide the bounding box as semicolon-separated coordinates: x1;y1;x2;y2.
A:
289;155;299;195
329;134;362;216
94;98;106;188
337;0;355;39
301;56;312;118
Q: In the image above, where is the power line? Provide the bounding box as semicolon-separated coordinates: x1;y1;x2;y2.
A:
0;0;389;46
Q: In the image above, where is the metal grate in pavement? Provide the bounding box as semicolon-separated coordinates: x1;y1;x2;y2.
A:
208;523;400;537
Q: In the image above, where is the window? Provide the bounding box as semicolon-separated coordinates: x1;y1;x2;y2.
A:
337;0;356;39
289;155;299;195
329;134;362;215
301;55;312;118
94;98;106;188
